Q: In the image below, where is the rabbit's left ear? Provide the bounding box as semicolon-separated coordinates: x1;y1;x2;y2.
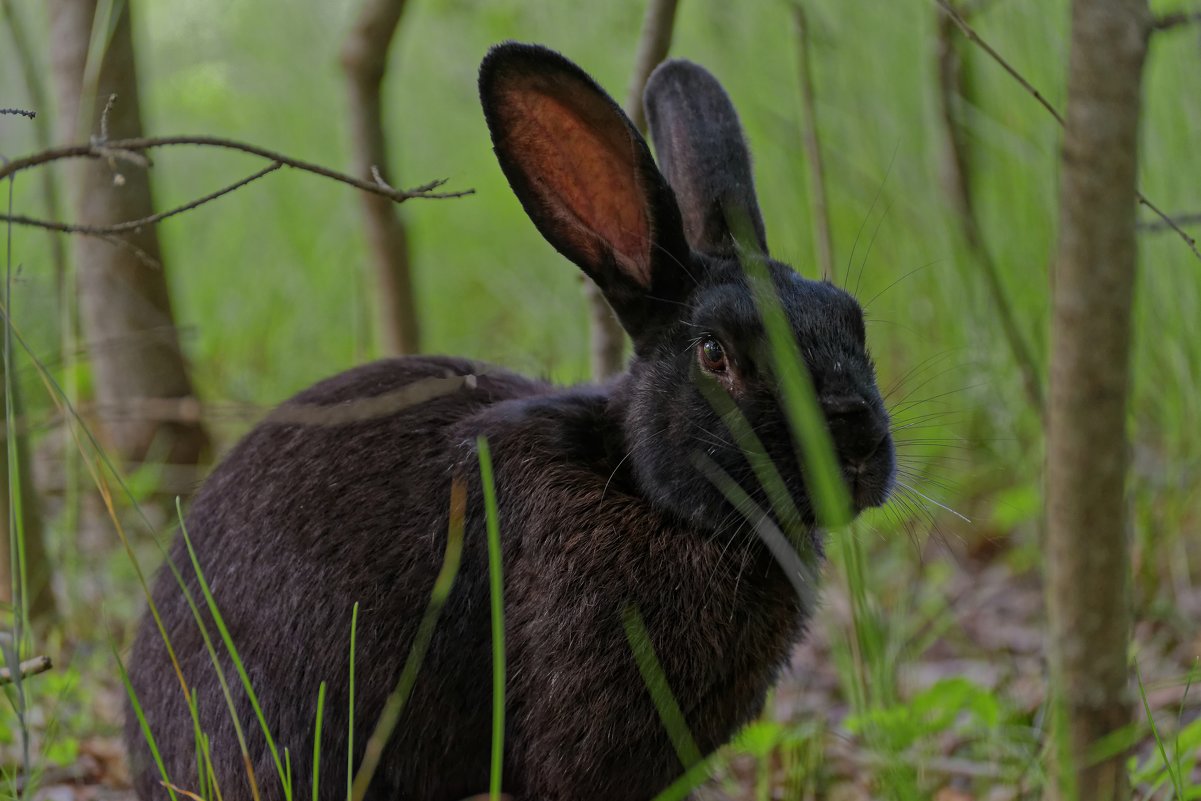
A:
480;43;694;343
644;60;768;258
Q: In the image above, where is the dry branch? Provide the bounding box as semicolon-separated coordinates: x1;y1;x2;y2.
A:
0;135;470;201
2;162;282;236
159;781;206;801
792;3;835;282
341;0;421;355
0;107;36;118
1139;211;1201;231
933;0;1199;263
0;655;52;685
1153;10;1201;30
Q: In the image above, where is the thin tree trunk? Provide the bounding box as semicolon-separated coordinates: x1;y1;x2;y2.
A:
1045;1;1149;799
48;0;210;469
1;0;69;296
586;0;682;380
0;377;57;625
623;0;681;133
792;3;834;283
2;0;62;627
935;2;1044;413
340;0;420;356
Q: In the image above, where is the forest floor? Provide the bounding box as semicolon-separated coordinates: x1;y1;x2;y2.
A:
9;538;1201;801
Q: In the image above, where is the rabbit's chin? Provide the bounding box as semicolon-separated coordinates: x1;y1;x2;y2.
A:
844;438;897;514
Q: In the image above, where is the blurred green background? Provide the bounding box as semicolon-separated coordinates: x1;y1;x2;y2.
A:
4;0;1196;489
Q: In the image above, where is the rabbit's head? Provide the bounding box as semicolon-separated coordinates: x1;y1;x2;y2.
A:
480;43;895;533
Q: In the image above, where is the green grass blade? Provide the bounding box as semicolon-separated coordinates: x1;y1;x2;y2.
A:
189;690;209;801
346;601;358;801
114;643;179;801
691;453;818;612
350;480;467;801
0;308;224;780
1137;664;1183;799
694;380;802;533
311;682;326;801
621;604;703;771
476;437;507;801
738;242;851;529
648;756;722;801
177;500;286;801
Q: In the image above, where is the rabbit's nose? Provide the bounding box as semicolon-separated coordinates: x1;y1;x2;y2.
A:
820;394;869;417
821;394;886;464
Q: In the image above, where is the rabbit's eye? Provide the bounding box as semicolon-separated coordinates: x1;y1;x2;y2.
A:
698;337;728;373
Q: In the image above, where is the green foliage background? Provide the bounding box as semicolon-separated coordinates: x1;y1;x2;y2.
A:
4;0;1196;494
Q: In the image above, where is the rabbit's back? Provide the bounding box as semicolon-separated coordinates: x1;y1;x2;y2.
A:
126;356;552;801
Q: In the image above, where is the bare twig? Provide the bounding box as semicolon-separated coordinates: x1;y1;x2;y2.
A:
0;655;52;685
1;107;36;118
792;2;835;282
1;162;282;236
1153;10;1201;30
160;781;206;801
98;92;117;142
1139;212;1201;231
934;0;1064;124
0;135;473;201
934;0;1200;262
91;232;160;270
934;0;1043;412
1134;193;1200;256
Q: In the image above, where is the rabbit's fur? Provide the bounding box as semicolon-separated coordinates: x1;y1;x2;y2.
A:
125;43;895;801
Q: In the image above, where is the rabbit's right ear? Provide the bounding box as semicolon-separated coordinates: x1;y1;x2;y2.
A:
480;43;692;343
643;60;769;259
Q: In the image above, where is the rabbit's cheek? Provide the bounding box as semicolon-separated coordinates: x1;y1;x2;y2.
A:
690;357;743;399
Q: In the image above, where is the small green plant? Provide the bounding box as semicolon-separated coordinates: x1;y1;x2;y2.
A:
1131;667;1201;800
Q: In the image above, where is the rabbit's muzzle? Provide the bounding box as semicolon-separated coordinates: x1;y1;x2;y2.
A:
821;393;895;511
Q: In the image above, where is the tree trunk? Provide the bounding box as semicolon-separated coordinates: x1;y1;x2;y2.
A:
587;0;682;380
2;0;61;628
1045;1;1150;799
48;0;210;470
1;378;57;626
340;0;420;356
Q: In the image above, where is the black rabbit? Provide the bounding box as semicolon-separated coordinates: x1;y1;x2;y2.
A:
125;43;895;801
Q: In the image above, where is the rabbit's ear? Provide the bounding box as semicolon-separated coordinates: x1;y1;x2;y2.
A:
480;43;692;342
643;60;768;258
